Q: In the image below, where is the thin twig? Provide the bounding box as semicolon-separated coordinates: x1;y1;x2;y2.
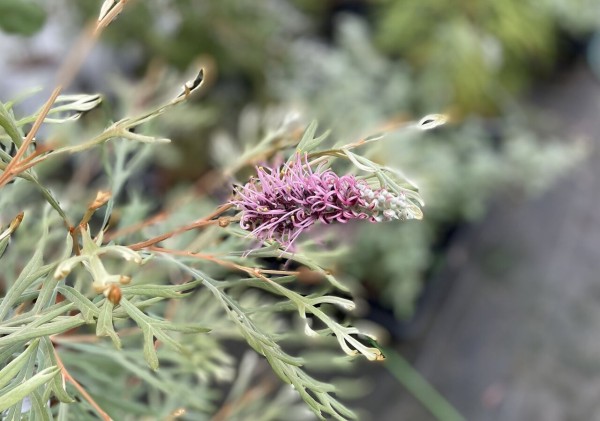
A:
128;220;220;251
104;212;169;242
53;347;112;421
127;203;234;251
210;378;276;421
0;0;130;188
149;246;299;278
0;88;61;188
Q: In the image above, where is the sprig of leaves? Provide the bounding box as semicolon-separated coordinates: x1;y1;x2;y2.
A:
164;257;357;420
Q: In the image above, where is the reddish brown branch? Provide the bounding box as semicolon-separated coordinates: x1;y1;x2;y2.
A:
127;203;234;251
148;246;299;279
0;0;131;188
53;348;112;421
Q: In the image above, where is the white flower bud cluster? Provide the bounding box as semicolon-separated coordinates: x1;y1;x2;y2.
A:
54;225;142;300
357;183;415;222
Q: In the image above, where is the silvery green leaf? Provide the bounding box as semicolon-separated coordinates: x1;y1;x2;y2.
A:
0;339;39;390
57;285;100;323
343;149;376;172
0;225;50;320
119;68;205;131
416;113;447;130
0;237;10;258
0;317;85;349
0;212;22;260
56;402;70;421
175;68;205;99
98;0;116;20
52;94;102;112
0;344;25;367
38;338;75;404
165;258;356;420
0;101;23;147
17;94;103;125
140;325;159;371
120;131;171;144
150;321;210;334
29;391;52;421
120;298;203;369
27;303;75;329
96;301;121;349
20;172;68;223
0;366;59;412
111;297;164;317
121;281;201;298
295;121;330;154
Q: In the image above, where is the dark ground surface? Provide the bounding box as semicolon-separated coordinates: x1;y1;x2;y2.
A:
361;63;600;421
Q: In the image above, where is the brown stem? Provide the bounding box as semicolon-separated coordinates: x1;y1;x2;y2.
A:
103;212;169;242
148;246;299;278
53;347;112;421
127;203;234;251
210;378;276;421
0;88;62;188
0;0;130;188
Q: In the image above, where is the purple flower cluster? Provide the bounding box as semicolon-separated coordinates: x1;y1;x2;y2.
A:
232;155;412;247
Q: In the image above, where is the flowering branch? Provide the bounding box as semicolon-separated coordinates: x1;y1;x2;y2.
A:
231;154;420;248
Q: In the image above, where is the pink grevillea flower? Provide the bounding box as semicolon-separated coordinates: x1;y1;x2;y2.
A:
231;155;415;248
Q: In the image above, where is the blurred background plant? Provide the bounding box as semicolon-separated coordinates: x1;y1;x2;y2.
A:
0;0;46;36
371;0;600;114
63;0;590;320
0;0;596;419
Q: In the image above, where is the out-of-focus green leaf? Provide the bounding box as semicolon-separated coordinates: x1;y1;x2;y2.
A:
0;1;46;36
29;390;52;421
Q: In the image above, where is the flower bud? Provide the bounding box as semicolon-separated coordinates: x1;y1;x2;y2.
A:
104;284;122;305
